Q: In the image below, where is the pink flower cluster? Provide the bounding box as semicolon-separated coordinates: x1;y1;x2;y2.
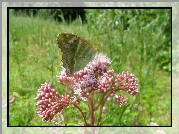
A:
58;53;138;103
36;53;139;123
36;83;70;122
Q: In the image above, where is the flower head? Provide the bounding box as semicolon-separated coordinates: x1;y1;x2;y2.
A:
116;71;139;95
56;53;139;106
35;83;71;122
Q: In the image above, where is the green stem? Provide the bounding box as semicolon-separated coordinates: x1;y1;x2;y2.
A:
97;91;114;126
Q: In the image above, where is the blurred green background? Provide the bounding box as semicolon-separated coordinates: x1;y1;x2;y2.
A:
9;8;171;126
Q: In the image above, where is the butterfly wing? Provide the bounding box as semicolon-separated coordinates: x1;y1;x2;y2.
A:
56;33;96;75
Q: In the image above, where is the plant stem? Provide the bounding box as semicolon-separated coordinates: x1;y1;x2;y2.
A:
90;91;95;126
72;103;88;126
97;91;113;126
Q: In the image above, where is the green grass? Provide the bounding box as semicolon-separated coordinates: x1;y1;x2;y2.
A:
9;11;171;126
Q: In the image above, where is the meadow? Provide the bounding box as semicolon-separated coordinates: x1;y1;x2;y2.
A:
9;9;171;126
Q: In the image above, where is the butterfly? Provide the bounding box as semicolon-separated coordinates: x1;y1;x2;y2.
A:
56;33;97;75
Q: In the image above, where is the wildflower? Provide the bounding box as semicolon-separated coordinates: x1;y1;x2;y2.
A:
115;94;128;107
35;83;71;122
56;53;139;105
116;71;139;95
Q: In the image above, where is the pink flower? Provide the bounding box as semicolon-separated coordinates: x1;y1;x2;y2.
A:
97;70;115;93
116;71;139;95
115;94;128;107
35;83;71;122
56;53;139;104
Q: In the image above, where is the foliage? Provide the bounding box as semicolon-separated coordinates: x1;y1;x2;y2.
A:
85;9;171;72
84;9;171;126
12;8;86;23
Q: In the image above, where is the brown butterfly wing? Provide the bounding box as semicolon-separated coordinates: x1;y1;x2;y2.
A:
56;33;97;75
